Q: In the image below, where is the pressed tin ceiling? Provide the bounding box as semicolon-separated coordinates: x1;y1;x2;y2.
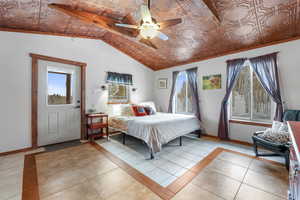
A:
0;0;299;70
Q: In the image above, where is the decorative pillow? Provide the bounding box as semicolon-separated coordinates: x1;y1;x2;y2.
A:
278;122;289;133
272;121;282;131
144;106;156;115
131;105;147;116
258;128;290;144
138;102;157;113
121;105;134;116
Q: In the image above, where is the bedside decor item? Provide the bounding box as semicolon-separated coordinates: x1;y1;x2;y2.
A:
158;78;168;89
87;108;97;113
202;74;221;90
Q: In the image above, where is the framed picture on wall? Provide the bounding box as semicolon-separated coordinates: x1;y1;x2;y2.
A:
202;74;222;90
158;78;168;89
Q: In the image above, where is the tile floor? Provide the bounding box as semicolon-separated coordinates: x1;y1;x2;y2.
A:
0;148;44;200
35;144;161;200
174;151;288;200
97;134;285;187
0;136;288;200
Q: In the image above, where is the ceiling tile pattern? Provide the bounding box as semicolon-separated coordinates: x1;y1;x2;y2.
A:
0;0;299;70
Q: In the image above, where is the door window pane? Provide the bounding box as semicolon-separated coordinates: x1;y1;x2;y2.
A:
232;66;251;119
48;72;72;105
252;72;271;121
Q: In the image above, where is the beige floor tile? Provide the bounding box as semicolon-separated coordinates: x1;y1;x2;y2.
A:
243;169;288;198
41;181;102;200
79;158;119;179
105;181;161;200
88;168;136;199
249;159;288;178
205;159;247;181
0;156;24;171
172;183;223;200
0;171;22;187
39;167;88;198
0;182;22;200
235;184;284;200
217;152;253;168
73;153;109;168
6;194;22;200
192;170;241;200
37;157;76;177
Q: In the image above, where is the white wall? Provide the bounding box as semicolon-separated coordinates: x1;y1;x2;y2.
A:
154;39;300;143
0;31;154;153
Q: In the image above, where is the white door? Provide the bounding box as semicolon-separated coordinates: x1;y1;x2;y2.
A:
38;60;81;146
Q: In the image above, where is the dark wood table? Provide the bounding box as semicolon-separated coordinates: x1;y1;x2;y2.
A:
86;113;109;141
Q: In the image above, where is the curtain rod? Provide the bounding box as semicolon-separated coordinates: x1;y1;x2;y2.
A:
226;51;280;62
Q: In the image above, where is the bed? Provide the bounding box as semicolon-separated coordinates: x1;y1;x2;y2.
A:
108;102;201;159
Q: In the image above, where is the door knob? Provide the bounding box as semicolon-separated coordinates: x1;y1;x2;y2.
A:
74;105;81;109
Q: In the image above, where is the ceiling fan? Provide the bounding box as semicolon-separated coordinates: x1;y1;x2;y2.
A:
115;0;182;48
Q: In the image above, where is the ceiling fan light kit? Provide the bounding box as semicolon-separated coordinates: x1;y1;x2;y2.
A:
139;22;160;39
114;0;182;48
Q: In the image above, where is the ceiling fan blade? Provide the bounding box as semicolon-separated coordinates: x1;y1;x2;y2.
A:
139;38;157;49
141;5;152;22
115;23;139;29
158;18;182;29
157;31;169;41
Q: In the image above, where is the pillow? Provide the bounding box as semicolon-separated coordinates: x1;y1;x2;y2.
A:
144;106;156;115
131;105;147;116
272;121;282;131
121;105;134;116
258;128;290;144
278;122;289;133
138;101;157;113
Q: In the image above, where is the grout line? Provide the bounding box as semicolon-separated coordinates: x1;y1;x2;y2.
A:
233;158;253;200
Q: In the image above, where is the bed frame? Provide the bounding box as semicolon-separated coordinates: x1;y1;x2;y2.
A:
121;132;183;159
109;126;201;159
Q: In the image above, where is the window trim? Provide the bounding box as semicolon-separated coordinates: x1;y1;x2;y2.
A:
229;119;272;127
230;64;275;123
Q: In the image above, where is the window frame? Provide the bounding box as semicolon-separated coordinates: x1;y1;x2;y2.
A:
47;71;74;106
173;71;193;114
230;64;275;123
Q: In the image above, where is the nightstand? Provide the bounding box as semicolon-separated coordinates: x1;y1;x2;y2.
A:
86;113;109;141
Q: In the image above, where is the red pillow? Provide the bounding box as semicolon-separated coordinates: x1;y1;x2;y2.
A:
131;105;147;116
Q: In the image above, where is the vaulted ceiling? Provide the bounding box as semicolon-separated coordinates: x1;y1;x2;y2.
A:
0;0;299;70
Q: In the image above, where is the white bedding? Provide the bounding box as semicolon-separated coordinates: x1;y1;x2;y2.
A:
110;112;201;153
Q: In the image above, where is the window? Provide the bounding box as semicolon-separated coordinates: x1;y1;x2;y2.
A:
174;71;193;113
48;72;72;105
231;65;273;122
108;84;129;103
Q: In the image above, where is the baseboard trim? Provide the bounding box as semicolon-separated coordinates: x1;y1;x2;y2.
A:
0;147;35;157
202;134;253;147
